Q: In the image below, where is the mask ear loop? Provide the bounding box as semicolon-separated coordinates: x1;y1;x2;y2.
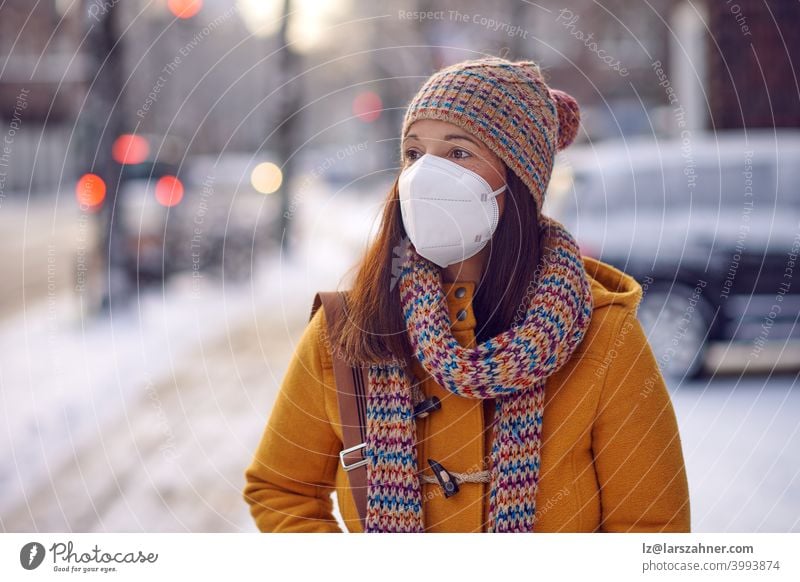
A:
481;183;507;201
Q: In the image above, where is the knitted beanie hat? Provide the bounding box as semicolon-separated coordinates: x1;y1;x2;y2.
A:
401;56;581;215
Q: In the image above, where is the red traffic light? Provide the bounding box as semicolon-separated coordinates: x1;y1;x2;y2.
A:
76;173;106;209
168;0;202;19
155;175;184;207
112;134;150;165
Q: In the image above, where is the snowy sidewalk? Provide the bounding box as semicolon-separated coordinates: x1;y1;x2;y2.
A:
0;184;375;531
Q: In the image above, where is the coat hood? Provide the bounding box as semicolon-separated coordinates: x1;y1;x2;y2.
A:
582;255;643;312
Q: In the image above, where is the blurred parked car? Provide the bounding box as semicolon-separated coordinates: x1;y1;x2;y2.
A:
118;165;183;283
172;153;281;281
75;139;281;312
72;134;188;310
544;129;800;379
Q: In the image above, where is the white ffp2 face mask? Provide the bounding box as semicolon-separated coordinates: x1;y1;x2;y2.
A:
398;153;506;268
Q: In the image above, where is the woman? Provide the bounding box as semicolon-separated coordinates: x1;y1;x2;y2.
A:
243;56;691;533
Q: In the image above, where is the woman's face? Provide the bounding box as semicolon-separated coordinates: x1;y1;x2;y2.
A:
401;119;506;218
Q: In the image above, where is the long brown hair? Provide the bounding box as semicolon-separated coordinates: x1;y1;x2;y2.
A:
331;164;542;367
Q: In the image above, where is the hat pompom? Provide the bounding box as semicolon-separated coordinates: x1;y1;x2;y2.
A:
550;89;581;151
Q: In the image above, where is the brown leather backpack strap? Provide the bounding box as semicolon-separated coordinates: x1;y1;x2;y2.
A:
310;291;369;531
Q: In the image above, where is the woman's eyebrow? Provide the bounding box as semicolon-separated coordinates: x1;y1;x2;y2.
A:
444;133;481;147
402;133;482;148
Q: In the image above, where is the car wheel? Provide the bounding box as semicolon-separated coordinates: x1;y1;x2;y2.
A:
637;282;713;380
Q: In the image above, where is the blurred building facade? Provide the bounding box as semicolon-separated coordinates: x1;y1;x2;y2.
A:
0;0;797;197
707;0;800;129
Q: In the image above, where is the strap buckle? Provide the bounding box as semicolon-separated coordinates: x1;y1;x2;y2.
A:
339;442;368;472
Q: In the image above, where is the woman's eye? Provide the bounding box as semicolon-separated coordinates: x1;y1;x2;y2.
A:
404;149;420;162
403;148;471;164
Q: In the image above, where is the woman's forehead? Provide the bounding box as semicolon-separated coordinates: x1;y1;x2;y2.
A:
404;119;485;146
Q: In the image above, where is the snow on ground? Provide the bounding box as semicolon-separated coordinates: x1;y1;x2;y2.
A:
0;183;380;530
671;373;800;532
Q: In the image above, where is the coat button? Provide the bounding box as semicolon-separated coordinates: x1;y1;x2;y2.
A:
456;308;468;321
454;286;466;298
428;458;460;498
413;396;442;419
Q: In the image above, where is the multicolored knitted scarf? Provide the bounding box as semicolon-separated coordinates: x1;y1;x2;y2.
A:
363;214;594;533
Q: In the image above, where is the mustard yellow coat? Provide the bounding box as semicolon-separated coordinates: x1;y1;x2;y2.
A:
243;257;691;532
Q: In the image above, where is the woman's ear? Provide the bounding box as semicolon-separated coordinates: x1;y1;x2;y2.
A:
550;89;581;151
